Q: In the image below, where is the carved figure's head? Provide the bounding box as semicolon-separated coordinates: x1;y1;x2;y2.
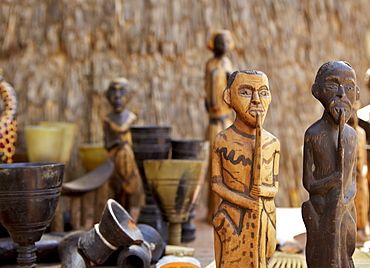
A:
106;78;129;112
223;70;271;128
312;61;360;124
208;30;235;56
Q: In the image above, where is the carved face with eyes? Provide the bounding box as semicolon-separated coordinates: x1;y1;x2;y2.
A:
312;61;359;124
224;71;271;128
213;34;231;56
106;82;129;113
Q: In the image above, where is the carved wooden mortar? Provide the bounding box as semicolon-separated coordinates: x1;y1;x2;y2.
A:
143;159;204;245
0;162;64;268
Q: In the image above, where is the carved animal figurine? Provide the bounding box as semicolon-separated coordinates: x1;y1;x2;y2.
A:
103;78;141;212
0;77;17;164
347;101;370;243
205;30;235;223
302;61;359;267
211;70;280;268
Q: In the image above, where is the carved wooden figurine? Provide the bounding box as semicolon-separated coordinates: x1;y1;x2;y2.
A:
205;30;235;223
0;77;17;164
302;61;359;267
103;78;141;212
211;70;280;267
347;101;370;242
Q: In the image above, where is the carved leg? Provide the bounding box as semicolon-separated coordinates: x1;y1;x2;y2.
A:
341;208;356;268
213;207;258;268
302;200;320;266
261;209;276;264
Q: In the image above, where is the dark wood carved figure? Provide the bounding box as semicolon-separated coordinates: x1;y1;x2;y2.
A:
211;70;280;267
205;30;235;223
0;77;17;164
347;101;370;242
302;61;359;267
103;78;141;211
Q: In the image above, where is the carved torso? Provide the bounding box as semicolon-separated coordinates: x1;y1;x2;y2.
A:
304;121;357;212
103;110;136;150
212;125;280;268
102;109;140;196
205;56;233;119
216;126;278;197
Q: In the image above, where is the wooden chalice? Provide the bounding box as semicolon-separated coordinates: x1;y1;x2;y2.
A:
0;162;64;268
143;159;204;245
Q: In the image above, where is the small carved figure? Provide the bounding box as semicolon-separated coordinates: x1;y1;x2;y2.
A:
302;61;359;267
103;78;141;211
0;77;17;164
347;101;370;242
205;30;235;223
211;70;280;267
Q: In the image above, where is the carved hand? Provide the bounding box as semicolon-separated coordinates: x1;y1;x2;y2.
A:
246;196;261;211
250;184;262;197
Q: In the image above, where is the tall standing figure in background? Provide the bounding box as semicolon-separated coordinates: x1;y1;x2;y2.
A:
212;70;280;267
302;61;359;267
0;77;17;164
347;101;370;243
103;78;141;212
205;30;235;223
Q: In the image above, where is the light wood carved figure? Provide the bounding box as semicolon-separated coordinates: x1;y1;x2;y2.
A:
0;77;17;164
103;78;141;212
302;61;359;267
205;30;235;223
211;70;280;268
347;101;370;242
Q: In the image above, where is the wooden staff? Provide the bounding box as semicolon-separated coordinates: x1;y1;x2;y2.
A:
249;113;263;266
250;113;263;200
337;110;345;201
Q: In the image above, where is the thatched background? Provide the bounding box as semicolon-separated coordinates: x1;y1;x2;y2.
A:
1;0;370;207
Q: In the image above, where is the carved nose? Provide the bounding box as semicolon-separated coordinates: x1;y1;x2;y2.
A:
252;91;260;104
337;85;345;98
